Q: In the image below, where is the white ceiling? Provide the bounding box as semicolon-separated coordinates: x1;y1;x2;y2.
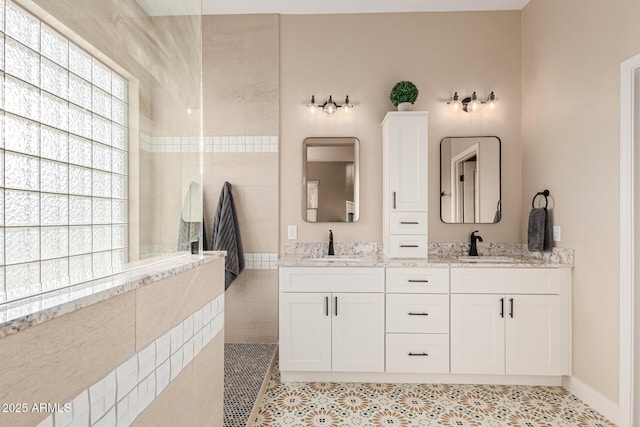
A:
136;0;529;17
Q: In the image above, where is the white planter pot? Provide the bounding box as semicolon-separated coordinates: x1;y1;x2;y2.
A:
397;102;412;111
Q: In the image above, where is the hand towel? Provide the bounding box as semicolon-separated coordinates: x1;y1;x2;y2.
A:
527;207;551;251
493;200;502;223
177;181;202;251
212;182;244;289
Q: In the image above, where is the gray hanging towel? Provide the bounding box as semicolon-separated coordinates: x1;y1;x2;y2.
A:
493;200;502;223
528;190;552;251
527;208;547;251
212;182;244;289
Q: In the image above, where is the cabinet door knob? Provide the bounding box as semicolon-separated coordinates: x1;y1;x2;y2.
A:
408;352;429;357
408;312;429;316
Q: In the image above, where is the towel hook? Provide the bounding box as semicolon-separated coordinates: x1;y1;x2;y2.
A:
531;189;550;209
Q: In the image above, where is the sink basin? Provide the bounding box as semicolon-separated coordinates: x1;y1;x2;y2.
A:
457;256;521;263
302;257;362;263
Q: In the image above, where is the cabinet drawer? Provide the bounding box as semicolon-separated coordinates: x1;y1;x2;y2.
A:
390;212;427;234
386;334;449;373
386;268;449;293
451;268;570;294
389;235;427;258
386;294;449;333
279;267;384;293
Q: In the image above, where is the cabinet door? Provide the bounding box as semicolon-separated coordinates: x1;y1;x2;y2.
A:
388;115;427;212
332;293;385;372
279;293;332;372
505;294;565;375
451;294;505;374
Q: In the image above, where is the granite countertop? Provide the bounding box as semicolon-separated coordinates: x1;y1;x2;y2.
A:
277;254;572;268
0;251;226;339
280;242;574;269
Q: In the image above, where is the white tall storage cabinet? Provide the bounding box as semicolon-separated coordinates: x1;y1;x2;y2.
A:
382;112;429;258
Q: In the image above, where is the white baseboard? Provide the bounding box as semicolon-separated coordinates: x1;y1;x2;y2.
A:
562;376;620;425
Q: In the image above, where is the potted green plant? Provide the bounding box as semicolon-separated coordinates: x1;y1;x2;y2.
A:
390;81;419;111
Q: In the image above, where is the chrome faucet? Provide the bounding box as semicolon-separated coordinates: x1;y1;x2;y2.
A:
469;230;483;256
328;229;335;256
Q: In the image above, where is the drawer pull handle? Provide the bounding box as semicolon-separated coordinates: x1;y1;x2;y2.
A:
407;279;429;283
500;298;504;318
334;296;338;316
509;298;514;318
400;221;419;225
400;245;419;248
408;352;429;357
408;312;429;316
325;296;329;316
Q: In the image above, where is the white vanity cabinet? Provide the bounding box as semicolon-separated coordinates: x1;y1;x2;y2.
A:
382;112;428;258
450;268;571;376
279;267;385;373
385;267;450;373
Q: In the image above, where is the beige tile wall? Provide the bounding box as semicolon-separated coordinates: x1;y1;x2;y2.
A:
0;258;225;427
202;15;280;344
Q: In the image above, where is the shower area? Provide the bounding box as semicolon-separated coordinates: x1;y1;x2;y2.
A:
201;14;280;427
0;0;203;310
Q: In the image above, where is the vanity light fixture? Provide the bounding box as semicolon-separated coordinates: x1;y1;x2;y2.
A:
447;91;497;113
307;95;355;116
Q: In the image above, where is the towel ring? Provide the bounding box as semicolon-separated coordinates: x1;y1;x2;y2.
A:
531;189;550;209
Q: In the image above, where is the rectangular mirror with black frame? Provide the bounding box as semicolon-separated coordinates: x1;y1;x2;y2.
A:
440;136;501;224
303;137;360;223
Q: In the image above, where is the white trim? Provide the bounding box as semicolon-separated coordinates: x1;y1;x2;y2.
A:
563;376;620;426
620;52;640;427
281;370;562;386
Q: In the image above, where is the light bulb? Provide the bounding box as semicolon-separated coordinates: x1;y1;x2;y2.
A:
306;95;317;113
323;95;337;115
467;91;480;113
448;92;462;112
485;91;497;111
342;95;353;114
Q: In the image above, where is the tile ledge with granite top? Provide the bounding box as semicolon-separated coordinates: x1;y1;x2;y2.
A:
278;242;574;268
0;251;226;339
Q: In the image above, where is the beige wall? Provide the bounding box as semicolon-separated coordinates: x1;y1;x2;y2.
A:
280;12;522;251
522;0;640;403
203;15;280;343
0;259;225;427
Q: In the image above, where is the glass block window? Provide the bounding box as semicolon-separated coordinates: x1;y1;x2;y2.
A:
0;0;129;303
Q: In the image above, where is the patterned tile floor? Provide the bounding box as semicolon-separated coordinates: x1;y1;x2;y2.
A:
253;361;616;427
224;343;277;427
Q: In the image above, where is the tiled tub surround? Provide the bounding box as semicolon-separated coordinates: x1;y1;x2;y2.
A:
0;254;226;427
0;252;225;337
35;293;225;427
